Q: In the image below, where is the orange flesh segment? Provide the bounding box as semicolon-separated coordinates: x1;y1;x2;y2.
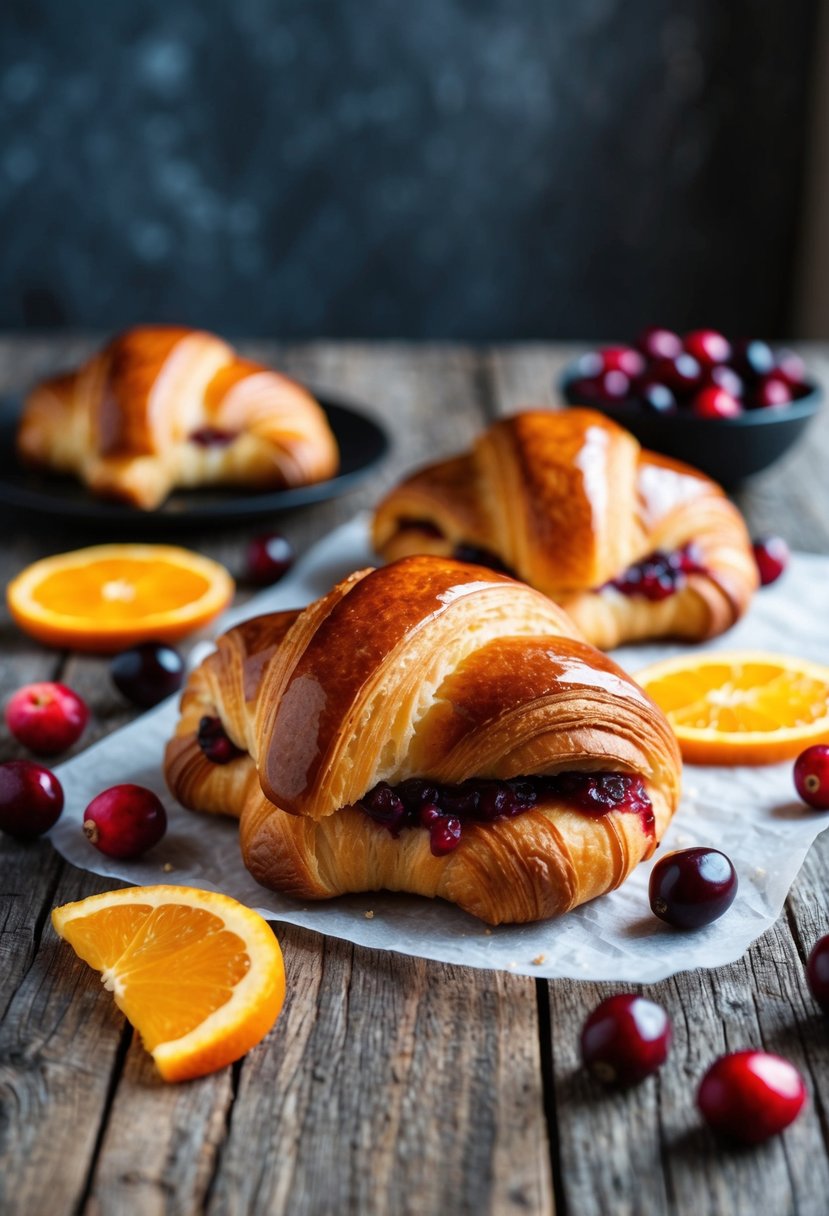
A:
33;560;212;622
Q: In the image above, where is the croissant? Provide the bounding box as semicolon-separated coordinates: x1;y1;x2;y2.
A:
17;325;339;509
165;556;682;925
372;408;758;650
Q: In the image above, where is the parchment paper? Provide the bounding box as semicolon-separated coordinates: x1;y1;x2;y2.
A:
50;515;829;981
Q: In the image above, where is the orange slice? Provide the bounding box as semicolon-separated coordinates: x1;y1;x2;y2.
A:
51;885;285;1082
636;651;829;765
7;543;234;652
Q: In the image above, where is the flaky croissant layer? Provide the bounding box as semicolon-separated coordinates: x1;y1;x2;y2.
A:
165;556;682;924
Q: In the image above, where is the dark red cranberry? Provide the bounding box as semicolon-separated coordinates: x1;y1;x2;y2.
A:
82;784;167;859
597;346;645;378
607;544;705;601
774;348;808;390
361;782;407;832
189;426;237;447
110;642;185;709
752;536;789;586
732;338;775;379
648;354;702;397
706;364;745;398
636;377;677;414
649;847;737;929
794;745;829;810
581;994;672;1085
697;1051;807;1144
197;715;243;764
683;329;731;368
453;544;515;576
590;369;631;402
690;386;742;419
5;681;89;755
567;376;602;404
429;815;462;855
419;803;443;828
246;532;295;586
806;935;829;1011
635;326;682;362
752;374;792;409
0;759;64;838
439;784;481;817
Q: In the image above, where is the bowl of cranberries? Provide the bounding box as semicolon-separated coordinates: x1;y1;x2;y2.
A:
560;327;821;487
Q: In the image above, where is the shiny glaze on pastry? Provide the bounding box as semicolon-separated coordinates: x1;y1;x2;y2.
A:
165;556;682;924
17;326;339;509
372;408;758;649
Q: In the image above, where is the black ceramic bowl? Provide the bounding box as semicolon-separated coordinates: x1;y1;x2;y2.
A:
559;368;822;489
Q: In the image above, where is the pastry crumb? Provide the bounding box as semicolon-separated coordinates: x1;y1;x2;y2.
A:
507;961;517;969
162;862;174;873
753;867;767;878
364;910;375;919
532;953;546;965
484;928;493;936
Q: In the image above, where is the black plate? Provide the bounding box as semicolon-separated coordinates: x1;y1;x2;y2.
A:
0;392;389;531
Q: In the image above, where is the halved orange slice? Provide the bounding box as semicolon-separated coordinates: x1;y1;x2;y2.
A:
635;651;829;765
8;543;234;652
52;885;285;1082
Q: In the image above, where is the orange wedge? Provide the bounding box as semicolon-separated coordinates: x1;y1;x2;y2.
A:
51;885;285;1081
7;543;234;652
636;651;829;765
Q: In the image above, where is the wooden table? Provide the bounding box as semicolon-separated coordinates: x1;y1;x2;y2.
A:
2;337;829;1216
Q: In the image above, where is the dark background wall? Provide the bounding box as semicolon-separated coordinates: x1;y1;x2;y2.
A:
0;0;819;339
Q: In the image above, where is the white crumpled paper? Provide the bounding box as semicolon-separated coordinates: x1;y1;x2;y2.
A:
51;515;829;982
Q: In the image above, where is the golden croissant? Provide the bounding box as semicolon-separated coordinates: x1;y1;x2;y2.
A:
372;408;758;649
17;325;339;509
165;556;682;925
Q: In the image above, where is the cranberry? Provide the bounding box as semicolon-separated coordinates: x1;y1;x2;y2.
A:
5;681;89;756
581;994;672;1085
793;745;829;810
648;354;702;397
752;536;789;586
597;346;645;378
732;338;775;379
429;816;462;855
567;376;602;404
774;348;807;390
111;642;185;709
0;759;64;838
246;532;295;586
697;1051;807;1144
691;386;742;419
752;374;792;409
683;329;731;368
635;326;682;362
82;784;167;859
188;426;237;447
590;369;631;403
806;935;829;1011
636;377;677;414
706;364;745;398
649;847;737;929
197;716;243;764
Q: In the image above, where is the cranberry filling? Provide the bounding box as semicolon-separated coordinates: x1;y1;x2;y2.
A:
197;715;244;764
398;518;445;539
603;543;706;602
189;426;238;447
358;772;653;856
452;544;516;576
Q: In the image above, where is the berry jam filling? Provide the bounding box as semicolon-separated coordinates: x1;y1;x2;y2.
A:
189;426;238;447
358;772;653;857
197;715;244;764
398;518;445;539
452;545;516;576
603;543;706;602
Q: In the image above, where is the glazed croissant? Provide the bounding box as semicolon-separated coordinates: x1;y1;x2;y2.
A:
372;408;758;650
165;556;681;925
17;326;339;509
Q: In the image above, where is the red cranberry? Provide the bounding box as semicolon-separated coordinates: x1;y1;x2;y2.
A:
636;377;677;413
649;847;737;929
691;386;742;419
794;745;829;810
246;532;295;586
111;643;185;709
5;681;89;756
733;338;775;379
752;374;792;409
774;348;807;389
197;716;243;764
752;536;789;586
706;364;745;398
590;369;631;403
806;935;829;1011
697;1051;807;1144
82;784;167;859
597;346;645;378
429;816;462;855
648;354;703;397
635;326;682;362
581;994;672;1085
683;329;731;368
567;375;602;404
188;426;237;447
0;759;64;838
